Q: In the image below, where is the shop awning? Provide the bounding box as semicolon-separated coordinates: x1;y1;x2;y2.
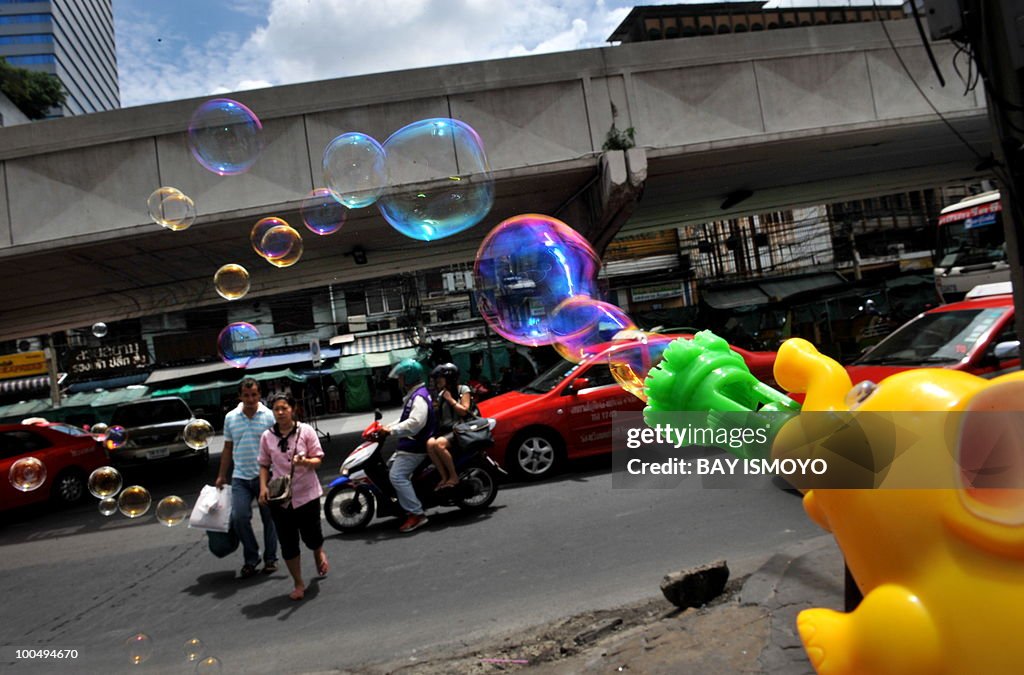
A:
334;332;417;356
0;374;63;396
92;386;150;408
427;326;487;343
66;372;150;393
702;285;770;309
145;362;235;386
0;398;52;420
759;272;847;302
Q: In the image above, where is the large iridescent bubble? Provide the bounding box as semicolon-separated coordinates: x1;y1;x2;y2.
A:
218;322;263;368
187;98;264;176
378;118;494;241
607;330;678;402
322;132;386;208
300;188;347;235
474;214;601;346
550;296;637;364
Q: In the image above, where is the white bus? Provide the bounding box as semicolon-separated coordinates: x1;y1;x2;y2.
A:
934;190;1010;302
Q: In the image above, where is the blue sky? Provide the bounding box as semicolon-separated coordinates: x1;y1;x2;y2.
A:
113;0;905;108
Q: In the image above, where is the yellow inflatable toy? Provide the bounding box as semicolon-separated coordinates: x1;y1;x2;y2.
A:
772;338;1024;675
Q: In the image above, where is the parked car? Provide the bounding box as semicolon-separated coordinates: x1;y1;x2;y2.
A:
476;335;777;480
0;422;109;511
107;396;206;470
846;282;1018;384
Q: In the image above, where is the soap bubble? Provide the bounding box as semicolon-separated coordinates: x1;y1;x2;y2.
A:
378;118;494;241
104;425;127;450
300;188;347;235
118;485;152;518
607;331;677;402
550;296;636;364
156;495;189;526
91;422;109;437
183;419;214;450
322;132;386;208
218;322;262;368
92;322;108;338
88;465;122;498
260;224;303;267
195;656;223;674
9;457;46;491
147;186;196;231
213;264;250;301
474;214;601;346
250;217;285;258
187;98;264;176
183;638;205;663
125;633;153;665
98;497;117;516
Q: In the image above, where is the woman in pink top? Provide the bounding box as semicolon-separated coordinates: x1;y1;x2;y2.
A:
258;393;328;600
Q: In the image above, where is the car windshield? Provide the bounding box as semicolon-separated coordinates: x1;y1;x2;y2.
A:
854;308;1007;365
520;359;581;394
111;400;191;427
47;423;91;437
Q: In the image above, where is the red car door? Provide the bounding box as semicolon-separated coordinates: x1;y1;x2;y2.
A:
561;361;643;457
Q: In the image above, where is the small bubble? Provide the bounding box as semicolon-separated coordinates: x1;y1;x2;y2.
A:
156;495;189;526
125;633;153;665
213;264;250;301
92;322;108;338
9;457;46;491
88;465;123;499
195;655;223;674
104;425;127;450
183;419;214;450
118;485;152;518
187;98;264;176
322;132;386;208
183;638;204;663
147;186;196;230
301;187;347;235
260;224;303;267
98;497;118;516
217;322;263;368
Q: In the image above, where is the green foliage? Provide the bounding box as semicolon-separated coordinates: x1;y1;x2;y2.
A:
0;57;66;119
603;124;636;151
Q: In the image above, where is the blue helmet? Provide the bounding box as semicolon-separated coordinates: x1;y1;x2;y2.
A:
388;358;426;387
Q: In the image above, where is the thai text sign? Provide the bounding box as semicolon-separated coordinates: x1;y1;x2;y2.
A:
67;341;151;378
0;351;48;380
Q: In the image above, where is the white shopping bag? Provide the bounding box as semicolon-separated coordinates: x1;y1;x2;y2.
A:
188;484;232;532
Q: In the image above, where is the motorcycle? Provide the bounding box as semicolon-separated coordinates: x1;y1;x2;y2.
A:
323;410;506;532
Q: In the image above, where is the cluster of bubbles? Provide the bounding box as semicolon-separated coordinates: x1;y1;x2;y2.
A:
123;634;222;670
473;213;670;401
147;186;196;231
320;119;494;241
9;456;46;492
254;217;304;267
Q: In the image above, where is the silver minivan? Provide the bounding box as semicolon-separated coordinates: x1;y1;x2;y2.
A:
108;396;206;470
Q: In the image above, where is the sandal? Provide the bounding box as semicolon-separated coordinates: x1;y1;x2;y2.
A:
239;564;258;579
262;561;278;575
289;586;305;601
316;552;329;578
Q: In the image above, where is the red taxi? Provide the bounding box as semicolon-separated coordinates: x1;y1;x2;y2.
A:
0;422;108;511
477;336;776;480
846;283;1018;384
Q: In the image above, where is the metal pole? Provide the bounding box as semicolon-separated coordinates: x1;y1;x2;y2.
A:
46;335;60;409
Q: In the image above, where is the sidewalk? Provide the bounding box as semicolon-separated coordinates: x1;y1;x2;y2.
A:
356;534;843;674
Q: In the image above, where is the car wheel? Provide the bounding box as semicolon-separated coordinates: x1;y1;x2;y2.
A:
509;430;562;481
52;469;87;506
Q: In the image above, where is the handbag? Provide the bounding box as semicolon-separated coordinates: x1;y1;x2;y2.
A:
267;425;299;503
452;416;494;448
189;484;232;532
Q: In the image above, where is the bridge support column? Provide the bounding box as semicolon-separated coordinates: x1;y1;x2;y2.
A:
560;148;647;258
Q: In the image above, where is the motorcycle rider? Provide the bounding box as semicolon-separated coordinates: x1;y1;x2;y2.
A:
381;358;436;533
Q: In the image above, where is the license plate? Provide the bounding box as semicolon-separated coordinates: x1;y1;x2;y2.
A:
147;447;170;459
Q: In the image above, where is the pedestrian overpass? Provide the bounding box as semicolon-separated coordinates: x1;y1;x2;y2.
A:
0;19;990;341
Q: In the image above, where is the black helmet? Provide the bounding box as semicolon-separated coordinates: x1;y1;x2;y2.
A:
430;362;460;381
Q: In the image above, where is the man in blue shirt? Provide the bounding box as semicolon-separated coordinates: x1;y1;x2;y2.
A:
216;378;277;578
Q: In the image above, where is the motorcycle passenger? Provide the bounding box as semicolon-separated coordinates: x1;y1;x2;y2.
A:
426;363;472;490
382;358;436;533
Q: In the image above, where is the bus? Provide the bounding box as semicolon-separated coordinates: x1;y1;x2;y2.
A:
934;190;1010;302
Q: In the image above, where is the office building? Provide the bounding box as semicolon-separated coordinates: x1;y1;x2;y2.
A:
0;0;118;116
